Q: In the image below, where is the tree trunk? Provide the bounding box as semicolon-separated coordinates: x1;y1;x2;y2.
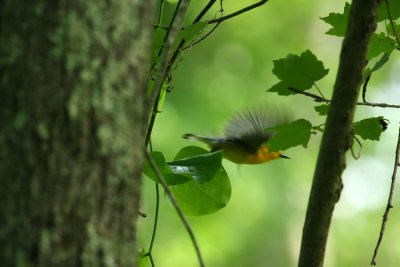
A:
0;1;154;266
298;0;379;266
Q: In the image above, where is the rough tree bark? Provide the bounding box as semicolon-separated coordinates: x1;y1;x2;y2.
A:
298;0;380;266
0;1;154;266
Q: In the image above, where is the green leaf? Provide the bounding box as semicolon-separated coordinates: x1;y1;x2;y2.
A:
143;148;223;185
320;2;350;37
181;21;207;43
354;117;385;141
170;146;231;216
267;81;294;96
367;33;395;60
272;50;329;90
143;151;191;185
364;52;392;78
268;119;313;151
386;22;400;38
170;146;223;184
171;167;231;216
151;27;165;64
314;104;330;116
377;0;400;21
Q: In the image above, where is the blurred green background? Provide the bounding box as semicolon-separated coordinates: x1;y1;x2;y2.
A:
139;0;400;266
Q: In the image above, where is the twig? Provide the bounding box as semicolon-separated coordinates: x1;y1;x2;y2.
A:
371;125;400;265
350;135;362;160
362;74;371;103
145;0;191;146
313;82;329;105
183;1;223;50
144;183;160;267
287;87;400;109
154;24;188;30
194;0;217;23
183;22;221;50
208;0;269;24
144;150;205;267
385;0;400;46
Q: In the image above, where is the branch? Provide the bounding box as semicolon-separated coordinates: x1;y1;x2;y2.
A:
371;125;400;265
144;150;205;267
298;0;380;266
144;183;160;267
183;23;221;50
288;87;400;109
194;0;217;23
208;0;269;24
145;0;191;146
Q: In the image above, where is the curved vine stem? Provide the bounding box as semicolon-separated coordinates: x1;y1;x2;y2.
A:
144;150;205;267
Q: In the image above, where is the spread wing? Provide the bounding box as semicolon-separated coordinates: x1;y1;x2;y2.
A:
223;109;274;153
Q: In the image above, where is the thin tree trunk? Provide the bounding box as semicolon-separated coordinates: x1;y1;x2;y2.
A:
298;0;380;266
0;1;154;266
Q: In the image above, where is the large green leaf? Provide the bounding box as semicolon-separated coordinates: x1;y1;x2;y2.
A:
143;151;191;185
320;2;350;37
271;50;329;91
377;0;400;21
143;147;223;185
354;117;385;141
171;146;223;184
170;146;231;216
268;119;313;151
367;33;395;60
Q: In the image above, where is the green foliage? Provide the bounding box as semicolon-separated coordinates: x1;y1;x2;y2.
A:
268;81;293;96
170;146;231;216
367;33;395;60
377;0;400;21
321;0;398;79
271;50;329;91
144;147;223;185
365;52;392;78
353;117;385;141
171;146;223;184
144;147;229;216
268;50;329;95
179;21;207;43
320;2;350;37
314;104;329;116
268;119;313;151
321;1;400;36
151;27;165;64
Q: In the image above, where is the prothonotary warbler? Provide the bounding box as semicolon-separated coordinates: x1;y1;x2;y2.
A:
182;109;289;164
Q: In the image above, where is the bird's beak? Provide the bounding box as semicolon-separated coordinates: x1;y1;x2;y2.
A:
280;154;290;159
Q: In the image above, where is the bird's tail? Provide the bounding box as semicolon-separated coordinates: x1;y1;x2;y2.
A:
182;133;223;147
